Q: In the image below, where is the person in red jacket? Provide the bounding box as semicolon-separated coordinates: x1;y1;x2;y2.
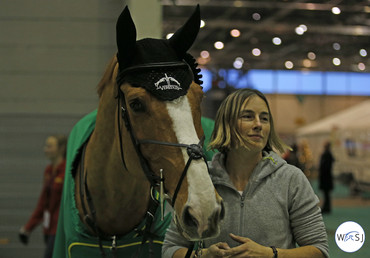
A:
19;134;67;258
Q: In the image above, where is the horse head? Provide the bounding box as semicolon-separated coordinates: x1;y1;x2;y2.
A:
115;6;224;240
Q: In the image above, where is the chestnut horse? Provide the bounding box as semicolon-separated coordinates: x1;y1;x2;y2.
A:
53;5;223;258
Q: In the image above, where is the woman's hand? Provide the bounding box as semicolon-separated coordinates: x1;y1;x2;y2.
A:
204;242;231;257
222;233;272;258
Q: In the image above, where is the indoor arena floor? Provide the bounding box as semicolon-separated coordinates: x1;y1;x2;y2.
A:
1;176;369;258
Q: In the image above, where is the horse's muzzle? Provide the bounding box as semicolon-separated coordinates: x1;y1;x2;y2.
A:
179;200;225;240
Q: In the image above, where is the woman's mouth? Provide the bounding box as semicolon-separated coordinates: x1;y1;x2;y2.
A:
248;135;263;140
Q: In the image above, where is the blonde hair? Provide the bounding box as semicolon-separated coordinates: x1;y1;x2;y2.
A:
209;88;289;154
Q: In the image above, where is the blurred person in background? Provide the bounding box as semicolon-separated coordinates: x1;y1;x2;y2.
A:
284;143;304;171
319;141;335;214
19;134;67;258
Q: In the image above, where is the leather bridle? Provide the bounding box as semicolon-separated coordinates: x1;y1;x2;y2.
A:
115;75;207;258
117;84;208;208
78;62;208;258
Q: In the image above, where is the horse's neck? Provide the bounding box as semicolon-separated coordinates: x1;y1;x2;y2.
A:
83;89;150;235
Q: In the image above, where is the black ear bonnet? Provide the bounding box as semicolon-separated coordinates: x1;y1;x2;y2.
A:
116;5;202;101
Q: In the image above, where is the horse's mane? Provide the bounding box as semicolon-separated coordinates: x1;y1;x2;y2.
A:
97;56;118;97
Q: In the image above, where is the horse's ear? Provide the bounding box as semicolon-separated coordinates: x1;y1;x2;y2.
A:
116;6;137;68
168;5;200;58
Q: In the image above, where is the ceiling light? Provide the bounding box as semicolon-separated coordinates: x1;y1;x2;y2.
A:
332;58;341;66
307;3;316;10
332;7;341;15
200;20;205;28
333;43;341;50
200;50;210;58
166;33;174;39
303;59;312;68
299;24;308;32
285;61;294;69
252;13;261;21
230;29;241;37
235;57;244;63
197;57;209;65
233;60;243;69
252;48;261;56
272;37;282;45
214;41;224;50
307;52;316;60
295;26;304;35
233;0;243;7
359;49;367;57
358;63;366;71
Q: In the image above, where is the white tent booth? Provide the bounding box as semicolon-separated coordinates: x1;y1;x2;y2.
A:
296;100;370;191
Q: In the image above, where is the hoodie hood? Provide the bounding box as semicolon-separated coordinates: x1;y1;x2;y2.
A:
209;151;287;194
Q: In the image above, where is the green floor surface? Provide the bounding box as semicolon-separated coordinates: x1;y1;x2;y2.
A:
310;179;369;257
322;207;369;258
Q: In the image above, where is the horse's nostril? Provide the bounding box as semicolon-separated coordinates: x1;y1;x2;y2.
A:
211;201;225;226
183;206;199;228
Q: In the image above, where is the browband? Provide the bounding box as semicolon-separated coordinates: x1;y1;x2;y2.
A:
116;61;191;87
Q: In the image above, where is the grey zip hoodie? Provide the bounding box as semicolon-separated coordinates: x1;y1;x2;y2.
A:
162;151;329;257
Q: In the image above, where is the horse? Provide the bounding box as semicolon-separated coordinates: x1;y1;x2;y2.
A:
53;5;224;258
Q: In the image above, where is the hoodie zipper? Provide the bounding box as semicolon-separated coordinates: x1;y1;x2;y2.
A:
239;182;250;236
237;192;243;236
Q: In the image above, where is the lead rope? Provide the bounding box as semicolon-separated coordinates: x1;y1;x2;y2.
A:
185;240;203;258
185;244;194;258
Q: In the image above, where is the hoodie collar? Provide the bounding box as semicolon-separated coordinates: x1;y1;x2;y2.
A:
209;151;286;188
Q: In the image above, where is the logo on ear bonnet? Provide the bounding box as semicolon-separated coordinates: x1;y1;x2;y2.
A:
155;73;182;91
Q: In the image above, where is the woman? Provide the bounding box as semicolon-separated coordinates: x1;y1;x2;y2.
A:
162;89;328;257
19;134;67;258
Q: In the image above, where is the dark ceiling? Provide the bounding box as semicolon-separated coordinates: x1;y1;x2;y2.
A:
162;0;370;72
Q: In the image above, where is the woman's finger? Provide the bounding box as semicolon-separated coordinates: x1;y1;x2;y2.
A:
217;242;231;250
229;233;248;243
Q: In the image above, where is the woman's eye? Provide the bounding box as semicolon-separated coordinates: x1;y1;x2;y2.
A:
129;99;145;112
242;114;253;119
261;116;269;122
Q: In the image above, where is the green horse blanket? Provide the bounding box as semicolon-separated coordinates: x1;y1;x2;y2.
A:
53;109;215;258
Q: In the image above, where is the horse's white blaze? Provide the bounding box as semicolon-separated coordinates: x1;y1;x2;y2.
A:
166;96;218;235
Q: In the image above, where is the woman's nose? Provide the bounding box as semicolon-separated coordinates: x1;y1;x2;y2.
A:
253;117;262;130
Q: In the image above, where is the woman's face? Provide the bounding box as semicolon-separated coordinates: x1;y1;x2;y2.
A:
44;137;59;161
237;96;271;152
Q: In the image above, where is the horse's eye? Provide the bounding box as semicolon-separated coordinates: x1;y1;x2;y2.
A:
129;99;145;112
